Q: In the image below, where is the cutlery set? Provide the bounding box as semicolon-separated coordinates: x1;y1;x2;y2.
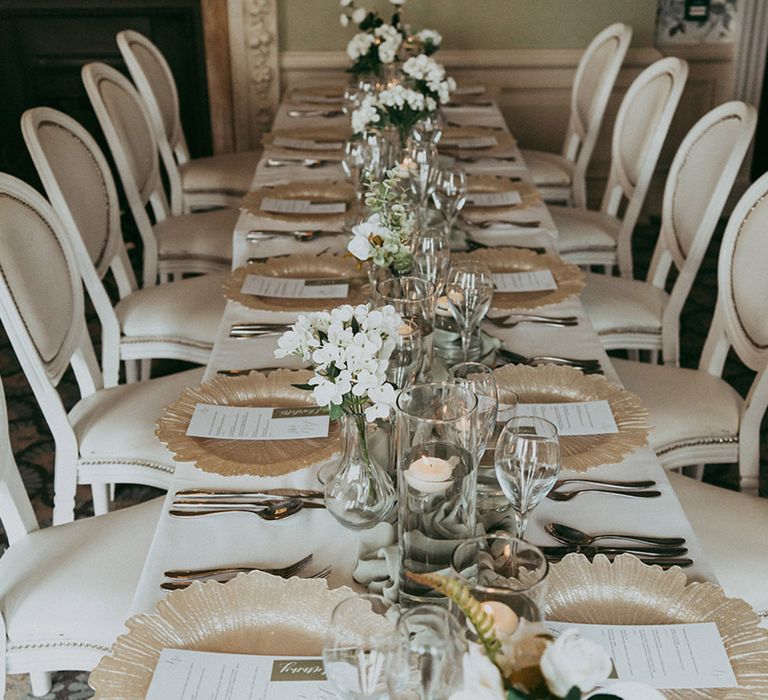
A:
486;313;579;329
246;229;341;243
287;109;343;118
497;347;604;374
169;488;325;519
161;553;332;590
265;157;335;168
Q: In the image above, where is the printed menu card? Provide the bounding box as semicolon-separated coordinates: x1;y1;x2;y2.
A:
498;400;617;436
146;651;340;699
186;405;330;441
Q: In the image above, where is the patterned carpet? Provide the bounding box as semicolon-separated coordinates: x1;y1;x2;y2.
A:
2;221;766;699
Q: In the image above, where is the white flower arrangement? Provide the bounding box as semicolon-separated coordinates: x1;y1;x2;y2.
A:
348;167;414;276
275;304;402;422
402;53;456;104
338;0;441;76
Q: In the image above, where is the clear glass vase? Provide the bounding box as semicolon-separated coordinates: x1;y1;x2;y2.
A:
323;411;396;530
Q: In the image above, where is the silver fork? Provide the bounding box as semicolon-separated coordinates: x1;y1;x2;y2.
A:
547;489;662;502
497;348;603;372
164;553;313;581
467;219;543;229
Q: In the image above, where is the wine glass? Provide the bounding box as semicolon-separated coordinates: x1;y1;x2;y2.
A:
342;138;370;206
361;129;395;182
448;362;498;460
405;141;438;226
432;166;467;236
386;320;423;391
386;605;466;699
494;416;561;538
411;227;450;295
444;261;494;361
323;594;397;700
409;111;445;145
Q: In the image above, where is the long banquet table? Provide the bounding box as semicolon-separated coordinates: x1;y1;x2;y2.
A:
130;88;714;615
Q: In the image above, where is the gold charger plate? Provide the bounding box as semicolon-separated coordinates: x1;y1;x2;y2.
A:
549;554;768;698
89;572;380;699
224;254;369;313
461;179;541;223
493;364;649;471
439;127;517;160
242;180;355;223
455;247;585;310
156;369;341;477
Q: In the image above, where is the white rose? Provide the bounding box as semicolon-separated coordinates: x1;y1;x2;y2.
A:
340;13;350;26
352;7;367;23
540;630;612;697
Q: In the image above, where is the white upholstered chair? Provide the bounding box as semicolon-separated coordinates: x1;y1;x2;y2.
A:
21;107;226;385
521;23;632;208
582;101;757;365
553;57;688;274
117;29;261;215
668;473;768;613
0;375;162;698
613;170;768;494
0;174;203;523
81;62;237;281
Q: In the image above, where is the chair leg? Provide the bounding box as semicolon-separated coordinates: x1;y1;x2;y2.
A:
92;482;110;515
627;349;640;362
29;671;52;697
688;464;705;481
648;349;660;365
140;358;152;381
124;359;140;384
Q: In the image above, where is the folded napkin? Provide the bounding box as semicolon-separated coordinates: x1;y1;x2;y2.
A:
353;510;517;599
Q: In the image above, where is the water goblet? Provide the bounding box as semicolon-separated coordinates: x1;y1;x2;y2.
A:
432;166;467;236
494;416;561;538
409;111;445;145
448;362;498;459
386;605;466;699
342;138;370;206
444;261;494;361
361;129;395;182
323;594;397;700
411;227;450;295
405;141;438;226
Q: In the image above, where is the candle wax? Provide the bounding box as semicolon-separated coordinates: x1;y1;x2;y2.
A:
404;455;456;494
482;601;519;635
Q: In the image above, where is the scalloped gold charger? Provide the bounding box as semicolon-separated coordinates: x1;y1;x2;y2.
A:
89;572;381;699
549;554;768;698
262;127;350;160
224;254;369;313
156;370;340;477
242;181;355;225
493;364;649;471
461;181;541;223
455;247;585;310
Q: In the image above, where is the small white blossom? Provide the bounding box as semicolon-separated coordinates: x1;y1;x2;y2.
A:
352;7;367;23
346;32;375;61
375;24;402;64
340;0;353;6
390;0;406;5
417;28;442;46
339;13;350;26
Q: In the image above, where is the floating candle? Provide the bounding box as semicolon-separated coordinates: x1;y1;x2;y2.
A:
404;455;456;493
399;322;415;337
482;600;519;636
436;295;452;317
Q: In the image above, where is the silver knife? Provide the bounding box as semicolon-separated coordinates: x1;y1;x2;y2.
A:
175;488;325;499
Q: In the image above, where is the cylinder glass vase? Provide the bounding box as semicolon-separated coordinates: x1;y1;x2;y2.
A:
395;382;479;606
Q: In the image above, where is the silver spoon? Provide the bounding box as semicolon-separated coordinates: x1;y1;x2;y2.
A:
546;522;686;547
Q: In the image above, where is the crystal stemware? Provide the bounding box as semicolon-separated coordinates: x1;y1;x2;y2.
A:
494;416;561;538
409;111;445;145
386;319;423;391
361;129;395;182
323;594;397;700
411;227;451;295
386;605;466;699
432;166;467;236
405;141;438;227
448;362;498;459
342;138;370;206
444;261;494;361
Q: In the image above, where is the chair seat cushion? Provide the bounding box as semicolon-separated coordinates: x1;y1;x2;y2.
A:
153;208;238;266
115;272;228;348
69;367;205;472
550;205;620;254
179;149;262;197
0;497;163;646
582;272;669;337
668;472;768;611
520;149;574;186
613;358;742;454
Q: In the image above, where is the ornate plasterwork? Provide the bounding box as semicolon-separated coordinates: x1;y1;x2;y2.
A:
227;0;280;150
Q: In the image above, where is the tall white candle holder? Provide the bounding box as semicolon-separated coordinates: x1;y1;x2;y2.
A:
395;382;479;606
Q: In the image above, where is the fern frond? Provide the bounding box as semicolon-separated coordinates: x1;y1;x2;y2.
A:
407;571;503;660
